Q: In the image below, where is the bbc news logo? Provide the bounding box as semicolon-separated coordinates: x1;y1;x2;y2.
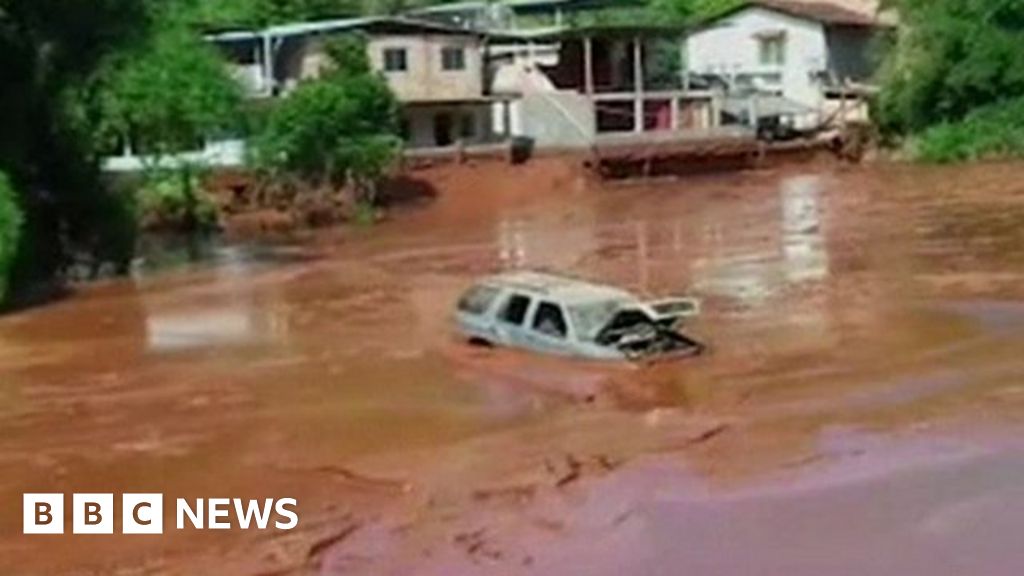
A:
24;494;298;534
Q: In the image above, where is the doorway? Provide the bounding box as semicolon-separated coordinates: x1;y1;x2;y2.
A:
433;113;454;147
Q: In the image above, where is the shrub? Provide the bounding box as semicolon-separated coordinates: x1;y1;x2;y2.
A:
136;168;219;230
912;97;1024;163
252;35;401;204
0;173;24;304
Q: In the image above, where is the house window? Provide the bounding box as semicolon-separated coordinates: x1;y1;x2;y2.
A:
383;48;407;72
441;46;466;71
758;35;787;66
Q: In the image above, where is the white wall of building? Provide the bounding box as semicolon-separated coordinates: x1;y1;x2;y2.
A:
687;7;828;111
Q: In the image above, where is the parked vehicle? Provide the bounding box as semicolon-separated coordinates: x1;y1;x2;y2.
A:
454;272;704;361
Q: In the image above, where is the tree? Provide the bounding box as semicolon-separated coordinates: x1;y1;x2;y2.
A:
94;19;242;160
90;8;243;231
253;35;401;203
0;173;23;304
0;0;157;290
876;0;1024;135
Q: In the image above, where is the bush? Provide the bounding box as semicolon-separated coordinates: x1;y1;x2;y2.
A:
136;169;219;230
912;97;1024;163
876;0;1024;136
0;174;24;304
252;35;401;203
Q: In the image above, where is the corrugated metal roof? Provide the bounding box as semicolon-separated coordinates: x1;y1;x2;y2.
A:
206;16;485;42
719;0;884;27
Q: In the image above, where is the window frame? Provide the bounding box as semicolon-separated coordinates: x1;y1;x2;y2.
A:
440;46;466;71
382;47;408;73
758;35;787;66
531;301;570;340
457;285;501;316
498;293;533;326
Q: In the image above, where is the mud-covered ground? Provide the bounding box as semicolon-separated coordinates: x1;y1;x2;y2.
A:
4;158;1024;575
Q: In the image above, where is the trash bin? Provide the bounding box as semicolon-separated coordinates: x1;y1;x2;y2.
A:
509;136;535;165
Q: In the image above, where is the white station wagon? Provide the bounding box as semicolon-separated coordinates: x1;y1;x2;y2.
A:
455;272;703;361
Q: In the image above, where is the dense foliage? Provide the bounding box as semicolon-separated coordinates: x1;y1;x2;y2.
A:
910;96;1024;164
136;169;220;230
876;0;1024;161
252;36;401;202
0;173;22;304
93;15;243;160
0;0;156;293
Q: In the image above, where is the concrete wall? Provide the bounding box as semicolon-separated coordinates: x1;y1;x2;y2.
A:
516;91;596;148
289;34;483;102
403;103;495;148
687;7;829;110
102;140;247;173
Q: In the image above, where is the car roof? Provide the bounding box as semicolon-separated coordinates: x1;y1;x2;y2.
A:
480;271;635;306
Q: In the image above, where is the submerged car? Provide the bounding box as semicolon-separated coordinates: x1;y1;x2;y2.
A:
455;272;704;361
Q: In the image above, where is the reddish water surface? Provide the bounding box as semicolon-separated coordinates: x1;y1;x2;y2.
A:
4;158;1024;574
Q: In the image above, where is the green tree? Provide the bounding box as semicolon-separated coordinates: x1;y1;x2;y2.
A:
95;21;242;160
876;0;1024;135
253;35;401;203
91;9;242;231
0;0;157;291
0;173;23;304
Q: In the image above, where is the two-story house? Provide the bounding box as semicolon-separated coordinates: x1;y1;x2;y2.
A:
686;0;889;128
213;17;502;149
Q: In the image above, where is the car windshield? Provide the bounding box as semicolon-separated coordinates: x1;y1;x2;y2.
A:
567;299;630;341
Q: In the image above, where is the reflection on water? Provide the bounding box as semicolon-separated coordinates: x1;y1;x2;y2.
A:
691;174;828;311
781;175;829;284
145;309;263;352
140;246;286;353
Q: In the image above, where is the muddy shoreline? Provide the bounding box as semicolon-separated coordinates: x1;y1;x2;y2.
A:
4;157;1024;574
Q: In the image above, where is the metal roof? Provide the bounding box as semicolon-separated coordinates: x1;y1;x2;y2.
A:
410;1;491;14
489;22;690;42
710;1;885;27
206;16;486;42
485;272;635;305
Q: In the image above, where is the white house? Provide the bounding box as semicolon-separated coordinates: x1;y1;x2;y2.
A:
686;0;888;128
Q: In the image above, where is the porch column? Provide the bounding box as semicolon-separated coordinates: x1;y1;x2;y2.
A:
262;33;274;95
503;99;513;137
679;35;690;92
583;36;595;98
633;37;644;133
670;97;680;130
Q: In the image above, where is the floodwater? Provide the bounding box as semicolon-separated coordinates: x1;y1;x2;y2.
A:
4;158;1024;574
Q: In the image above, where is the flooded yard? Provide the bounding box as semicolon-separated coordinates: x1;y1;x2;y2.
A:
4;158;1024;574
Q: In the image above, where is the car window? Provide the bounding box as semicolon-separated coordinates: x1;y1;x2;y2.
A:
457;285;500;315
532;302;568;339
567;299;628;340
499;294;532;326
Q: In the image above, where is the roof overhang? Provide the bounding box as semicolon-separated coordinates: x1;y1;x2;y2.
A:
488;23;690;43
695;0;891;30
206;16;486;43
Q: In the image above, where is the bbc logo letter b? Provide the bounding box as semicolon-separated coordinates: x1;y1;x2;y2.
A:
24;494;64;534
73;494;114;534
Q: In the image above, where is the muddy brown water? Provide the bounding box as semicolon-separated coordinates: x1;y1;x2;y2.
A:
4;158;1024;574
